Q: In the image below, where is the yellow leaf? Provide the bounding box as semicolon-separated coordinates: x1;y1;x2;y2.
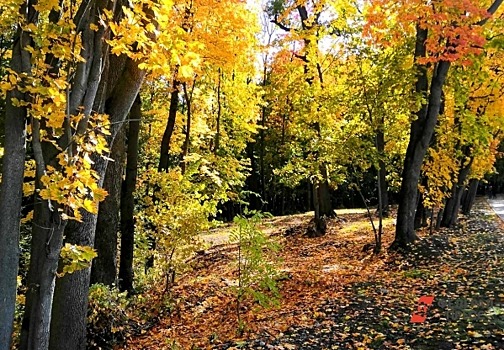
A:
468;330;483;338
82;198;97;214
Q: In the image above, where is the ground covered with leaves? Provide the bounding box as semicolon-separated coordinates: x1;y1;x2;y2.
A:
118;200;503;350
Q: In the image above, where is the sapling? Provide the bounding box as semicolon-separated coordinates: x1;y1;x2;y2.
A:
229;210;282;334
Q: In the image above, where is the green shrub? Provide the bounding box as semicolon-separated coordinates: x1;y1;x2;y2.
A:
87;284;129;349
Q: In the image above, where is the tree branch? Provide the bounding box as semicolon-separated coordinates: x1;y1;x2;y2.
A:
271;15;292;32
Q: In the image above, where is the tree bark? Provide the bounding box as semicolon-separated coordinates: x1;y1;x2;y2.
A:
90;126;126;286
119;94;141;294
441;157;474;227
20;203;66;350
0;3;34;346
214;70;222;154
462;179;479;215
158;78;180;172
393;23;451;249
414;192;428;230
376;127;389;216
180;82;192;174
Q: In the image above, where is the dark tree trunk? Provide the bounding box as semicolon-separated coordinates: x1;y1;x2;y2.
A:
393;24;451;249
49;212;98;350
49;57;145;350
414;193;428;230
318;179;334;217
441;157;474;227
90;126;126;286
245;142;261;210
158;78;180;172
20;204;66;350
180;82;192;174
0;5;33;346
462;179;479;215
414;177;429;230
376;128;389;216
214;70;222;154
119;94;141;294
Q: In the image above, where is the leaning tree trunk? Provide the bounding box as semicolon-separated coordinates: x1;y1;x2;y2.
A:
90;126;126;286
462;179;479;215
0;4;34;347
119;94;141;294
49;57;146;350
393;24;451;249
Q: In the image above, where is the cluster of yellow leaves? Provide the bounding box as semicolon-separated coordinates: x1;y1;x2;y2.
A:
38;114;110;221
106;0;257;80
59;243;98;276
422;147;460;208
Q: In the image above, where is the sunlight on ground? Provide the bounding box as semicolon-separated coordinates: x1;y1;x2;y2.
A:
200;208;390;246
337;218;395;239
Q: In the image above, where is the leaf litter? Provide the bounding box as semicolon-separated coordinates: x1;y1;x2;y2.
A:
118;200;503;349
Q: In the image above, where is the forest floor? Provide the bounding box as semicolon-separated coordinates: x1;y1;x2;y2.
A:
119;199;504;350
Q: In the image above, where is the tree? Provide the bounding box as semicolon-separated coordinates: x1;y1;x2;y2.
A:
366;0;504;248
119;94;142;294
267;0;345;234
0;1;35;348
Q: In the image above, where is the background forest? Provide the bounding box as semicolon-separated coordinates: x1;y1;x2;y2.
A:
0;0;504;349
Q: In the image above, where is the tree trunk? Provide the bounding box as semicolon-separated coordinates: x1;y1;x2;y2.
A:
393;0;504;248
393;24;451;249
214;70;222;154
180;82;192;174
441;157;474;227
49;57;145;350
245;142;260;210
462;179;479;215
119;94;141;294
376;128;389;216
20;204;67;350
90;126;126;286
318;179;334;217
414;189;428;230
0;6;32;347
158;78;180;172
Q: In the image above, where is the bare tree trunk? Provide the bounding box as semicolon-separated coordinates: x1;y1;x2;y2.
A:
214;70;222;154
180;82;193;174
91;126;126;286
158;78;180;172
376;127;389;216
0;3;33;346
414;189;428;230
462;179;479;215
119;94;141;294
441;157;474;227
